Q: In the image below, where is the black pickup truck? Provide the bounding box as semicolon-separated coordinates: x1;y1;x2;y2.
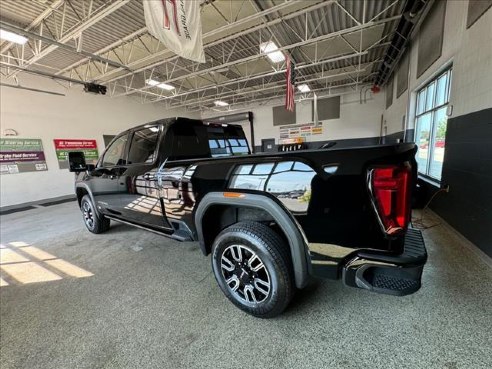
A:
69;117;427;318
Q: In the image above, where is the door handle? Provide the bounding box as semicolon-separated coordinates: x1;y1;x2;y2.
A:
143;173;152;180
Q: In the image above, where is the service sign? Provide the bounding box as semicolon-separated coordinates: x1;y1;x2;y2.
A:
54;139;99;169
0;138;48;175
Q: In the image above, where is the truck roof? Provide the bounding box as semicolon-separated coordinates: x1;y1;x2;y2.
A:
119;117;242;135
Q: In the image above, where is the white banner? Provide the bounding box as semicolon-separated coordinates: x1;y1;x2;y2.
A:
143;0;205;63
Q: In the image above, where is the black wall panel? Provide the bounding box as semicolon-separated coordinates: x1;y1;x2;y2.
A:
431;107;492;257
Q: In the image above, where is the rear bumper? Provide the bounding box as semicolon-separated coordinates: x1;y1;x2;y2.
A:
342;228;427;296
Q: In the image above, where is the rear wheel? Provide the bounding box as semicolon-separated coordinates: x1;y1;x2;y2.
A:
80;195;110;234
211;222;294;318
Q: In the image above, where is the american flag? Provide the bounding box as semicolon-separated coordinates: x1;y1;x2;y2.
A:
285;55;295;112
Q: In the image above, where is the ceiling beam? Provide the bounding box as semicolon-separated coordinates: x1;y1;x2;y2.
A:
56;0;301;80
182;80;373;110
0;21;129;70
151;68;375;107
0;0;65;54
0;61;85;85
116;14;399;98
7;0;131;78
96;0;339;84
134;52;373;103
55;27;147;76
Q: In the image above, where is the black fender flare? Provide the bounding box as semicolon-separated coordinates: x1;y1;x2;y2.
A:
194;192;310;289
75;184;101;217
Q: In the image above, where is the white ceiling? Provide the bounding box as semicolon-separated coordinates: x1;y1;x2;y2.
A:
0;0;408;112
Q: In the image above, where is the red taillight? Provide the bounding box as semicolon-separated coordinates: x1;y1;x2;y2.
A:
370;165;411;236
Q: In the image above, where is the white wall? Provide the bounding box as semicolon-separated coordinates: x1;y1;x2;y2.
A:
202;90;385;147
0;74;198;208
384;0;492;132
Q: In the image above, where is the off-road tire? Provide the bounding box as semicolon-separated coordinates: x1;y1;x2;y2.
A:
211;221;294;318
80;194;110;234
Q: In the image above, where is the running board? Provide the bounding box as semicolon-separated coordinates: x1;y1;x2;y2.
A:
104;215;193;241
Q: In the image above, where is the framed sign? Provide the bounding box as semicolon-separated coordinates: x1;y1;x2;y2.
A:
0;138;48;175
53;139;99;169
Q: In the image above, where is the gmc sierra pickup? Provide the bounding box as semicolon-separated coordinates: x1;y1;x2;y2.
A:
69;117;427;318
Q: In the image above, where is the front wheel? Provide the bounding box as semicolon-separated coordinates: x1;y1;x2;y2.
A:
211;222;294;318
80;195;110;234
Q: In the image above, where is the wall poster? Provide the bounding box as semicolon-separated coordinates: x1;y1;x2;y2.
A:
53;139;99;169
0;138;48;175
279;123;323;140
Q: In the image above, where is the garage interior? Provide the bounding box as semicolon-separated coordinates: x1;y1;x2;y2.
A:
0;0;491;368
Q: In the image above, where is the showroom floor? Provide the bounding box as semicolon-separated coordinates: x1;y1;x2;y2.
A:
1;202;491;369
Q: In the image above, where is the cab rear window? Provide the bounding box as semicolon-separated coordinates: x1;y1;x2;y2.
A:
207;125;250;157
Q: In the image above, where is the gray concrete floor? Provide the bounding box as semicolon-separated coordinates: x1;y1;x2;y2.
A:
1;202;491;369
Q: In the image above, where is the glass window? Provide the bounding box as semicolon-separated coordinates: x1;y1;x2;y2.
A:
101;134;128;167
417;89;426;115
435;73;448;107
228;138;249;155
127;127;159;164
429;107;448;179
414;68;452;180
206;125;250;157
415;113;432;174
425;81;436;111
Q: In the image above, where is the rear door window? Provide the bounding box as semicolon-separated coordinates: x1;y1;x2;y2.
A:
127;126;160;164
101;134;128;167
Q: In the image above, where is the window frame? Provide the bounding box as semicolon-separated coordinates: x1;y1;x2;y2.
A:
414;67;452;181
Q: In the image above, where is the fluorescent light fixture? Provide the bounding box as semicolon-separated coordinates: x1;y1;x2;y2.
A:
156;83;175;91
146;79;175;91
214;100;229;107
146;79;160;86
259;41;285;63
298;84;311;93
0;29;28;45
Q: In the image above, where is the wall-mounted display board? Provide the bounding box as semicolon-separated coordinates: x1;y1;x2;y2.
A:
396;50;410;98
313;96;341;121
53;139;99;169
417;0;446;78
386;76;394;109
0;138;48;175
273;104;296;126
279;123;323;140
